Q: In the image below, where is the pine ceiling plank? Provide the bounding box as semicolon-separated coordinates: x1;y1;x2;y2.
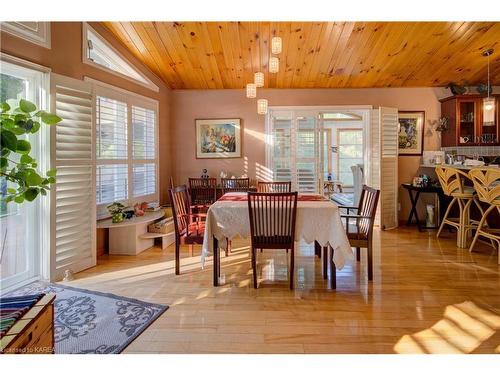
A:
216;22;240;88
292;22;322;88
323;22;356;88
237;21;256;87
327;22;372;88
134;22;182;88
103;22;500;89
343;22;387;87
204;22;234;89
302;22;334;88
315;22;348;87
275;22;292;88
153;22;197;89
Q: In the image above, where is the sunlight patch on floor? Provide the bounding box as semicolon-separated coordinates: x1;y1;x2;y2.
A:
394;301;500;354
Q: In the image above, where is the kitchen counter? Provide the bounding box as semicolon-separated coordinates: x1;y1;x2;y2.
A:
420;163;500;170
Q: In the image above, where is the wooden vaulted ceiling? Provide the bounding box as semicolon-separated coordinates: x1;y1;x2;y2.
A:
102;22;500;90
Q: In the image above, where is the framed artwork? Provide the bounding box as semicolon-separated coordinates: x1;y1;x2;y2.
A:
195;118;242;159
398;111;425;155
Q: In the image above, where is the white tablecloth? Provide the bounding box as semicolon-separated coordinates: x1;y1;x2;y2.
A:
201;193;354;269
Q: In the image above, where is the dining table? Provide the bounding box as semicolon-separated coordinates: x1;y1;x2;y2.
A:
201;192;354;287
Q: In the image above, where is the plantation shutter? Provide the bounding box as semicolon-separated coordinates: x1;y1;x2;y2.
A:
370;107;399;230
50;73;96;281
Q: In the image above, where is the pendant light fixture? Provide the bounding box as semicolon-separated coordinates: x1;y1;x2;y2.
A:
254;72;264;87
246;83;257;98
257;99;268;115
269;57;279;73
482;48;495;126
271;36;282;55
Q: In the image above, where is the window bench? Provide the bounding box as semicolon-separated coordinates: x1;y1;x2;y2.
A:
97;210;174;255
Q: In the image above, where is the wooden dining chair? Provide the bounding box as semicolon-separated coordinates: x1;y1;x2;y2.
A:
467;168;500;262
188;177;217;212
248;192;298;289
221;178;250;193
339;185;380;281
169;185;206;275
257;181;292;193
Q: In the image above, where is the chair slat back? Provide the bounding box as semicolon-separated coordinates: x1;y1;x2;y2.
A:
357;185;380;236
435;166;470;196
188;177;217;205
468;168;500;205
169;185;190;237
221;178;250;193
257;181;292;193
248;192;298;247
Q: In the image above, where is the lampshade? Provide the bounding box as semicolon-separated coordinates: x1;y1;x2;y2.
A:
257;99;268;115
269;57;279;73
483;97;496;125
254;72;264;87
246;83;257;98
271;37;282;54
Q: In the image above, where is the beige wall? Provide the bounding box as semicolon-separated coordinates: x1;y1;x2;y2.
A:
171;87;443;220
1;22;173;254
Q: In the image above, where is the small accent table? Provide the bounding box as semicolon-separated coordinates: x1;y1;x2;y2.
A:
401;183;444;232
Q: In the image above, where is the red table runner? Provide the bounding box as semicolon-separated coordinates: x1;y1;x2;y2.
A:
218;194;329;202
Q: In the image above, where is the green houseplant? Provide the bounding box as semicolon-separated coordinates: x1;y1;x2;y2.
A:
1;98;62;205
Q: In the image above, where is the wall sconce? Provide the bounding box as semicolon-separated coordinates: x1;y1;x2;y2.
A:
271;37;282;54
254;72;264;87
269;57;279;73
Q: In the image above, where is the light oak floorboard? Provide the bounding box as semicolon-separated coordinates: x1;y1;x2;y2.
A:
65;227;500;354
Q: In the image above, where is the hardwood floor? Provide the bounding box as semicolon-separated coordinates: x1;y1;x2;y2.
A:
66;227;500;354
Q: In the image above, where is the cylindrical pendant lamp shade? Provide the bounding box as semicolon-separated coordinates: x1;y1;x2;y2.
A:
483;97;496;125
269;57;279;73
257;99;268;115
246;83;257;98
271;37;282;54
254;72;264;87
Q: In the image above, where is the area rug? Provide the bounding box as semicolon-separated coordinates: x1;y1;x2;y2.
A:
7;281;168;354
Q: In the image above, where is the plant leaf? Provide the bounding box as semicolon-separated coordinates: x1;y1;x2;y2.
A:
26;171;43;186
0;157;7;169
7;188;17;194
46;169;57;177
40;112;62;125
24;188;39;202
0;102;10;113
30;121;41;134
1;117;15;129
20;154;33;164
1;130;17;151
16;139;31;154
14;195;25;204
19;99;36;113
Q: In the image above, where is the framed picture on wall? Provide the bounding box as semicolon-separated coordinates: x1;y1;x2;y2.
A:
195;118;242;159
398;111;425;155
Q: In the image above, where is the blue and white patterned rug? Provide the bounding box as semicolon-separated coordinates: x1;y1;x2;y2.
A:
7;281;168;354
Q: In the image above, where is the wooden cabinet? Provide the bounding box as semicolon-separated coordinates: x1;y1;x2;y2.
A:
440;95;499;147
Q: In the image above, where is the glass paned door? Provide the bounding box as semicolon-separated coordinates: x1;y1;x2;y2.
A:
337;129;364;187
0;61;46;290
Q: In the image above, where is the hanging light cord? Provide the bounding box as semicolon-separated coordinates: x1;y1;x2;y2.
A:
487;51;490;99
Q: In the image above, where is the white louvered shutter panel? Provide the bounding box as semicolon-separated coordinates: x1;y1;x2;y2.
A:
379;107;399;230
50;74;96;281
295;116;318;193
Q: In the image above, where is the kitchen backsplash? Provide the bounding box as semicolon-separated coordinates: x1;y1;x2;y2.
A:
441;146;500;157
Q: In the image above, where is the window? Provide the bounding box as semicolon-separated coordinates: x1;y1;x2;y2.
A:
83;24;158;92
0;22;51;48
337;129;364;186
0;57;49;290
94;84;158;217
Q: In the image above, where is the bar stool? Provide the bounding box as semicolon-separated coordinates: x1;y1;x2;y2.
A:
435;166;485;248
468;167;500;263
